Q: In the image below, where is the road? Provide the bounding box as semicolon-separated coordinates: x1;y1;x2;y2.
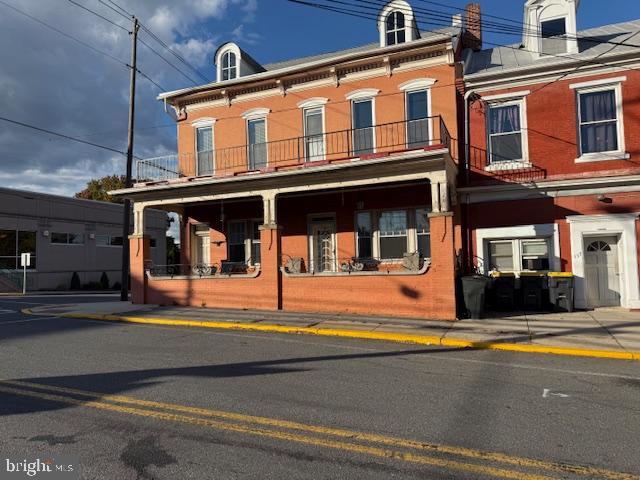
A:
0;295;639;479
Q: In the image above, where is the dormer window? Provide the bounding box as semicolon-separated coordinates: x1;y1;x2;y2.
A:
541;17;567;54
386;11;405;45
221;51;237;81
378;0;418;47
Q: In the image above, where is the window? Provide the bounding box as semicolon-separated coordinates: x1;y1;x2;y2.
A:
378;210;408;260
352;99;374;155
196;126;214;176
386;11;405;46
221;51;237;81
0;230;36;270
487;101;524;164
96;235;123;247
304;107;325;161
578;88;620;156
406;90;429;148
356;212;373;258
247;118;267;170
415;209;431;259
51;233;84;245
228;221;246;263
488;238;551;272
541;18;567;55
250;221;261;264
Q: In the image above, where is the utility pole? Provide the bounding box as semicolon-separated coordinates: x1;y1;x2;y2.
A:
120;17;139;302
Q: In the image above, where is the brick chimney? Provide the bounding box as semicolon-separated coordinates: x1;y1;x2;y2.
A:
463;3;482;51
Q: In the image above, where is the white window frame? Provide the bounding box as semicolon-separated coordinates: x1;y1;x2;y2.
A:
221;51;237;81
573;81;627;163
243;108;270;170
385;10;406;46
475;224;560;274
249;219;262;266
227;220;247;264
486;238;551;273
192;118;216;176
404;87;433;147
539;15;569;55
350;97;377;155
485;96;530;170
302;106;326;162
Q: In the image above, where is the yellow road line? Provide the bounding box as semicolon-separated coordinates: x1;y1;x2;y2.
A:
58;312;639;361
2;379;637;480
0;383;553;480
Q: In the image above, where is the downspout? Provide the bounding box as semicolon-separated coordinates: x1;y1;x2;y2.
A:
463;86;476;274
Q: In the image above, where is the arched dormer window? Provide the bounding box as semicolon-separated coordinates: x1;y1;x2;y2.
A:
386;11;405;45
523;0;579;58
221;51;237;81
378;1;418;47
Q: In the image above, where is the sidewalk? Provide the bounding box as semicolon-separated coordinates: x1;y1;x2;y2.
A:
25;302;640;360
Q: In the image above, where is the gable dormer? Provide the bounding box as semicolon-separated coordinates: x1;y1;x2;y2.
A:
523;0;579;58
214;42;265;83
377;0;420;48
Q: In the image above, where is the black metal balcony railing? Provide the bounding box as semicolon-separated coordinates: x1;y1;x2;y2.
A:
280;253;428;275
148;259;259;278
136;116;452;183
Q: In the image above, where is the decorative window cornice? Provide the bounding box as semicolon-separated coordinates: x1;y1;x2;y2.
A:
296;97;329;109
345;88;380;101
191;117;217;127
241;107;271;120
398;78;437;91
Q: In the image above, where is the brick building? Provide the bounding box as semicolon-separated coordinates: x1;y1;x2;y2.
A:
461;0;640;309
114;0;464;320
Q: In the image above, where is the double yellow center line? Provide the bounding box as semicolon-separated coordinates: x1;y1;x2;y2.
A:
0;379;636;480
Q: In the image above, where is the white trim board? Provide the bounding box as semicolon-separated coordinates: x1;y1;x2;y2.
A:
567;213;640;309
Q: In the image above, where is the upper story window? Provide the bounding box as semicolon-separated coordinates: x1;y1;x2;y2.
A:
386;11;405;45
221;51;237;81
487;100;526;165
540;17;567;55
192;118;216;177
577;88;620;156
406;90;430;147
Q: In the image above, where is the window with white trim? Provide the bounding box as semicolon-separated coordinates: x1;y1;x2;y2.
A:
196;126;214;176
355;212;373;258
221;51;237;81
247;117;267;170
386;11;405;45
303;107;325;161
415;209;430;259
352;98;374;155
227;220;261;265
378;210;408;260
487;99;525;164
540;17;567;55
577;86;622;156
487;238;551;272
406;89;430;148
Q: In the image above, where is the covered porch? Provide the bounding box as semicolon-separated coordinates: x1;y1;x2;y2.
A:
124;147;459;320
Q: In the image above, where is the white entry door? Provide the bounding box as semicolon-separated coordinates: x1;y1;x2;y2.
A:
310;218;336;273
584;236;621;308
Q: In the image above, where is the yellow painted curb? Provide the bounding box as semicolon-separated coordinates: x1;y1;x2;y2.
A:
55;312;640;362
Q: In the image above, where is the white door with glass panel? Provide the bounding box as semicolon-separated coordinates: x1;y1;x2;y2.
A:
196;126;214;176
310;218;336;273
584;236;621;308
304;107;325;161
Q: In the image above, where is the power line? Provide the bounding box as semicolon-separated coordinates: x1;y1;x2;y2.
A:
138;37;200;86
287;0;640;77
0;115;141;158
96;0;210;83
65;0;129;32
0;0;166;91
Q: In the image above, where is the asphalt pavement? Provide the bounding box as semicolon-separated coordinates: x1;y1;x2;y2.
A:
1;295;639;479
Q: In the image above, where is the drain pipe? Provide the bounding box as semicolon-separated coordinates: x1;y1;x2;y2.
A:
463;87;477;274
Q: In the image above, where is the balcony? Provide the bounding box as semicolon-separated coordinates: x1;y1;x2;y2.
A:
135;116;452;185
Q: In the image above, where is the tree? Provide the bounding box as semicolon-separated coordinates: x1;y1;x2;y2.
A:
75;175;126;203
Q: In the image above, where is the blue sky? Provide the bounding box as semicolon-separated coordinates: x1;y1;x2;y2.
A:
1;0;639;197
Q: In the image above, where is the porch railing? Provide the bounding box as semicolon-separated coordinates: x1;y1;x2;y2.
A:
148;260;259;278
280;253;429;275
136;116;452;183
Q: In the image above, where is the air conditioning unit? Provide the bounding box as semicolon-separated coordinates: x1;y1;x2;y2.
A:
523;258;549;271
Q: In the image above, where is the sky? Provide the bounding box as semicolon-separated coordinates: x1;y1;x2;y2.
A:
1;0;639;197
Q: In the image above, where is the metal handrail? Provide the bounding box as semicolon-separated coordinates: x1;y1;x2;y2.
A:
136;116;452;183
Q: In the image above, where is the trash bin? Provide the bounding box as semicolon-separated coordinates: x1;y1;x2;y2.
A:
461;275;490;319
491;272;516;310
548;272;575;312
520;272;546;311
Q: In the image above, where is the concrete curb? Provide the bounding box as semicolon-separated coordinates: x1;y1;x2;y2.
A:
26;309;639;361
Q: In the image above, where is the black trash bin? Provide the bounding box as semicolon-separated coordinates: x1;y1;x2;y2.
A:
520;273;546;311
491;273;516;310
461;275;490;319
548;273;575;312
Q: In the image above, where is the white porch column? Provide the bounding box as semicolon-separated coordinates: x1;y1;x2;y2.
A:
132;202;146;237
262;191;278;227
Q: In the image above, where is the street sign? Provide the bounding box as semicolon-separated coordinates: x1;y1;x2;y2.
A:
20;253;31;267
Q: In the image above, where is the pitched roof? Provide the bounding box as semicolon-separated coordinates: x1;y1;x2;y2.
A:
464;19;640;77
